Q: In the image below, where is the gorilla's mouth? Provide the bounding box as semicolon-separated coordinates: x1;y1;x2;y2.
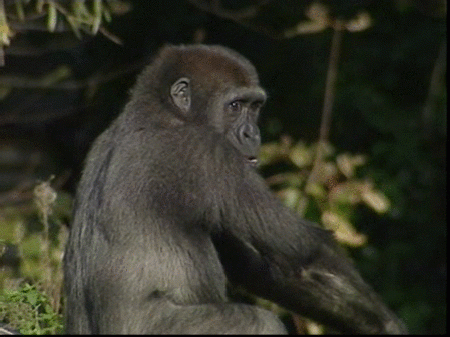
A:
247;157;258;166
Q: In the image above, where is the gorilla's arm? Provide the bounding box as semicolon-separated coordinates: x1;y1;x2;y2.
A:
131;126;406;334
203;146;406;334
213;224;405;334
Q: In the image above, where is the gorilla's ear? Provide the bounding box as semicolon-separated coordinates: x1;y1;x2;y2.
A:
170;78;191;114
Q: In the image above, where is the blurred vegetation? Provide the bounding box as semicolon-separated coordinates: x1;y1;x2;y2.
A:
260;138;390;247
0;0;446;334
0;179;68;333
0;283;63;334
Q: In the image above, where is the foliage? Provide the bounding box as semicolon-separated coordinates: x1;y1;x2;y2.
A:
259;136;390;247
0;283;63;334
0;179;69;334
1;0;131;50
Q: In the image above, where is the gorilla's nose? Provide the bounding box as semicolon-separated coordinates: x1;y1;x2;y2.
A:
239;123;260;142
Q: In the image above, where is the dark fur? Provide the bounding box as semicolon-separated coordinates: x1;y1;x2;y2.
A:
64;44;407;334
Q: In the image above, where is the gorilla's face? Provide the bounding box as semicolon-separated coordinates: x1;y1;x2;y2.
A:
222;88;266;166
169;74;266;167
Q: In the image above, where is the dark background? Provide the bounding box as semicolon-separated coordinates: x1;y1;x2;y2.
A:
0;0;446;334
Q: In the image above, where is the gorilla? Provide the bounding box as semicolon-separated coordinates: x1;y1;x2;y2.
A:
64;44;407;334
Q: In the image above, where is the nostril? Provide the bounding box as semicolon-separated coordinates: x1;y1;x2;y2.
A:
240;124;255;139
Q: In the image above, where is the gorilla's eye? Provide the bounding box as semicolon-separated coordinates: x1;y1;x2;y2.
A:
229;101;242;113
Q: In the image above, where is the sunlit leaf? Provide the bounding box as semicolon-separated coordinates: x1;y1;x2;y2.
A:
305;320;325;335
295;193;309;216
345;11;372;32
305;2;329;22
352;154;367;167
318;161;337;182
108;0;132;15
73;0;90;20
47;1;57;32
266;172;303;187
336;153;354;178
285;21;327;36
289;142;313;168
305;182;326;198
92;0;102;34
14;0;26;22
314;142;335;158
321;211;367;246
36;0;45;14
336;153;367;178
277;187;300;209
361;189;391;214
284;2;330;37
329;182;361;204
259;142;286;166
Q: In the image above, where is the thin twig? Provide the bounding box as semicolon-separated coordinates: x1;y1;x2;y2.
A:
307;21;344;186
422;38;446;139
318;20;344;143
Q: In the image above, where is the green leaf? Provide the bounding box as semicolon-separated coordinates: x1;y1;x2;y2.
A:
329;182;361;204
317;162;338;182
26;292;38;306
321;211;367;247
258;142;285;166
289;142;313;168
277;187;300;209
336;153;367;178
361;189;391;214
47;1;57;32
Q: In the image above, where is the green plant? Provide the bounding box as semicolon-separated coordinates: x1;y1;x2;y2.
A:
0;283;63;334
259;136;391;247
0;178;70;334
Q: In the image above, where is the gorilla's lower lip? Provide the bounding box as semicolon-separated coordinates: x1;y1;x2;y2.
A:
247;157;258;166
